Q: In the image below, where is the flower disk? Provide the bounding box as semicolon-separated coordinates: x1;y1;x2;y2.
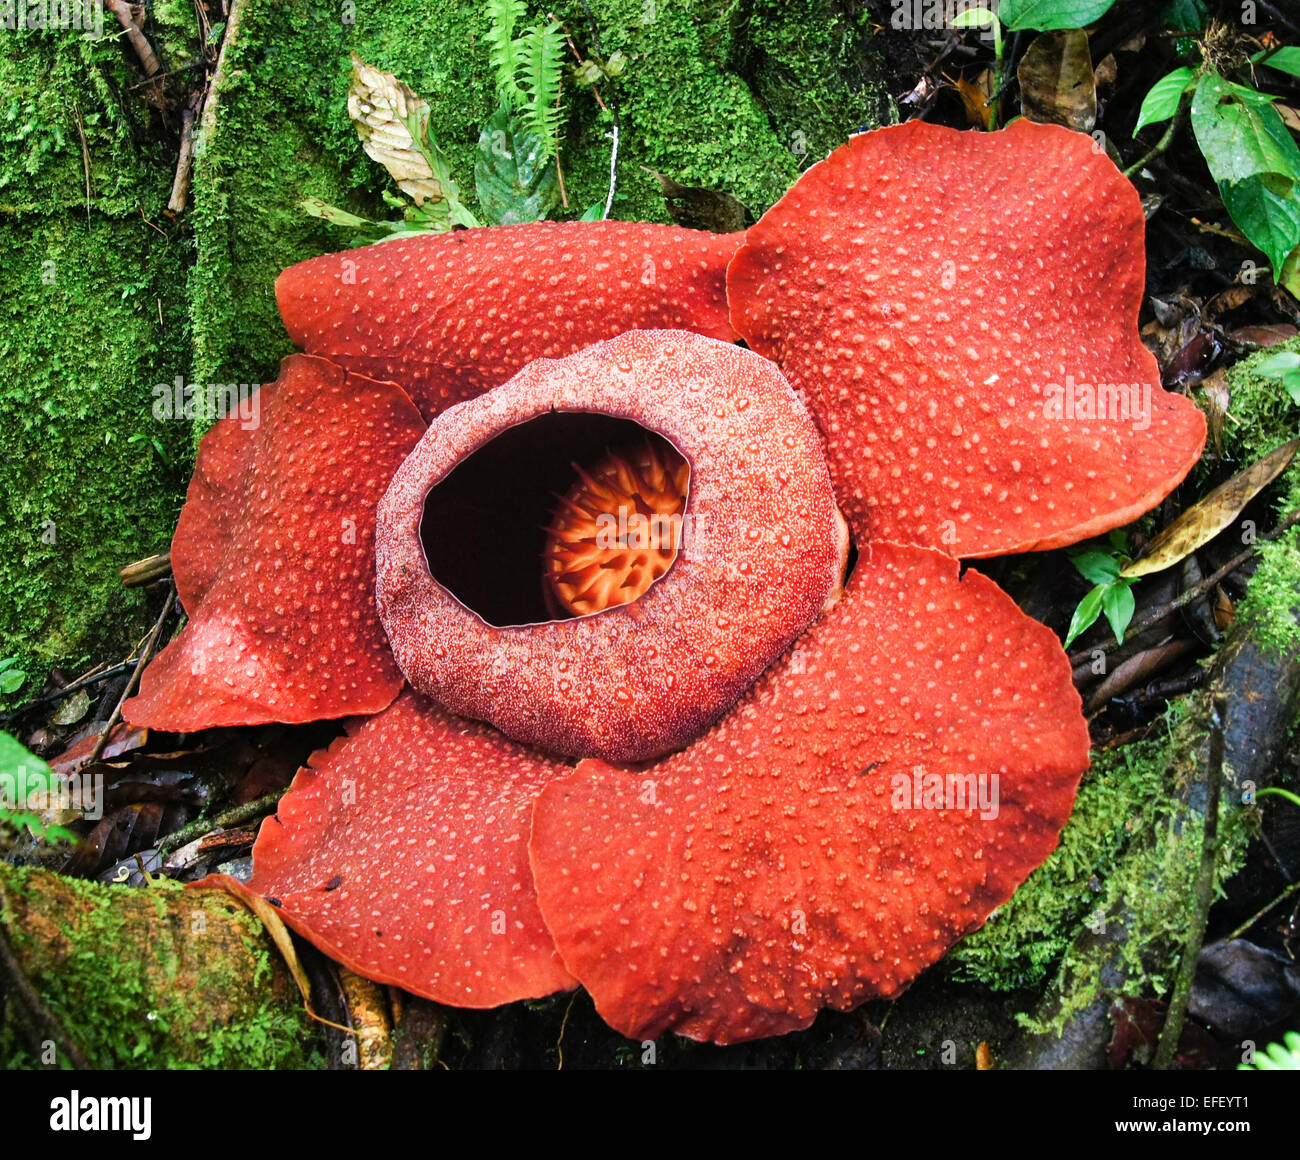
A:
542;440;690;618
375;330;849;764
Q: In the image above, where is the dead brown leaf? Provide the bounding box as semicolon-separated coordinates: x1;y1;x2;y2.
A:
1018;30;1097;132
1123;439;1300;578
953;69;995;129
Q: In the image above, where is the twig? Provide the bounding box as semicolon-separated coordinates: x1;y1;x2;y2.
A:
1123;100;1189;180
1070;506;1300;667
167;92;201;215
0;661;137;724
85;586;175;768
0;883;92;1068
71;101;91;219
120;551;172;587
1154;694;1226;1071
1227;879;1300;941
603;121;619;221
159;789;287;856
105;0;162;77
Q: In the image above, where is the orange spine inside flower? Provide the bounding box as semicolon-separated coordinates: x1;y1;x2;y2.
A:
543;441;690;618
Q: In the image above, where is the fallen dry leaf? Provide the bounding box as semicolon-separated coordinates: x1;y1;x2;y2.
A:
952;69;995;129
1018;30;1097;132
1123;438;1300;578
347;53;444;206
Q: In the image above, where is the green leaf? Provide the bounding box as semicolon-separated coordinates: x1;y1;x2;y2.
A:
1219;172;1300;276
999;0;1118;32
1134;67;1196;135
1253;47;1300;79
1100;581;1136;644
474;105;561;226
952;7;997;29
579;202;604;221
300;198;373;229
1064;583;1107;648
1161;0;1207;31
1191;72;1300;187
1252;351;1300;405
1071;550;1123;586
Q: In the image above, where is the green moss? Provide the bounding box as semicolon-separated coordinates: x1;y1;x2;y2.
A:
1210;339;1300;655
0;29;192;703
950;692;1251;1016
0;867;323;1069
188;0;883;415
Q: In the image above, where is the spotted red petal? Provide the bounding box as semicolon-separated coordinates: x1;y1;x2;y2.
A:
277;222;742;419
727;120;1206;557
209;690;575;1006
530;541;1090;1044
375;329;849;764
124;355;426;731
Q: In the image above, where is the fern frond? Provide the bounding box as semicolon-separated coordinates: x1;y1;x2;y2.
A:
485;0;528;108
521;21;566;158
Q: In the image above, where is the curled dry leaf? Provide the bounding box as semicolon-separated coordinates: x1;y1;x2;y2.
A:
1018;30;1097;132
347;53;445;207
1123;438;1300;578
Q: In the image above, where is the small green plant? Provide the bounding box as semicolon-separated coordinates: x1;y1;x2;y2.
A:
0;730;78;845
0;656;26;696
305;2;614;243
951;1;1121;129
1251;350;1300;405
1239;1030;1300;1070
1064;531;1137;648
1135;34;1300;284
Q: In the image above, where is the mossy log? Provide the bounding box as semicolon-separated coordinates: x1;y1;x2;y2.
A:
1004;604;1300;1069
0;864;321;1069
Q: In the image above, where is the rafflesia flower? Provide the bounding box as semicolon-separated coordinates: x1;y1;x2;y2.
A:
124;122;1205;1044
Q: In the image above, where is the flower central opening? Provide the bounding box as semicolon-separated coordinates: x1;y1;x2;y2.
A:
420;412;690;628
542;440;689;619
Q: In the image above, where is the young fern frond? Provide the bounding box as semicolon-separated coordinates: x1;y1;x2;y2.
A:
485;0;528;108
521;21;566;159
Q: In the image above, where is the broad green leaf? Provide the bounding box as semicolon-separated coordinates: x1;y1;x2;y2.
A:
1191;72;1300;187
1134;67;1196;135
952;7;996;29
1071;549;1123;586
579;202;604;221
0;669;24;694
1064;583;1107;648
1253;351;1300;405
1219;172;1300;275
999;0;1117;32
1100;581;1135;644
1161;0;1207;31
474;105;561;226
1254;47;1300;79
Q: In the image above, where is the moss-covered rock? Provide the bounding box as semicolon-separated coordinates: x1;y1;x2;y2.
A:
0;865;323;1068
0;25;192;702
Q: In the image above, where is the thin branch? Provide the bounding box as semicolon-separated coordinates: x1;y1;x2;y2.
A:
1154;694;1226;1071
159;790;287;856
1123;100;1189;180
85;586;175;768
